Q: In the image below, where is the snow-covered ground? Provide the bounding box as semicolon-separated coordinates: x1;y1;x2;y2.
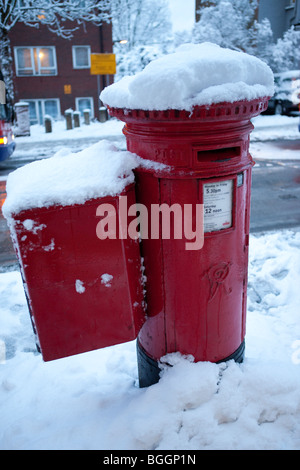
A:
251;114;300;142
0;229;299;450
13;118;124;145
1;104;299;450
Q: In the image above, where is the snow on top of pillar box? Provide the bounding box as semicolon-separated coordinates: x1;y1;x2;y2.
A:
100;43;274;111
2;140;139;218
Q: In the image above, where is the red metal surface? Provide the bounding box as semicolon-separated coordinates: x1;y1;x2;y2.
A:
134;168;251;362
10;185;145;361
108;99;267;363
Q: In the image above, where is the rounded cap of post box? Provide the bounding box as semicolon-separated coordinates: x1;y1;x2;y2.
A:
101;42;274;121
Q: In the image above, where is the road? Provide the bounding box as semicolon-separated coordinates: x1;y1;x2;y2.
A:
250;140;300;232
0;137;299;269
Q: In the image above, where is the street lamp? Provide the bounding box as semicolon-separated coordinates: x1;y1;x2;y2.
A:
113;39;128;45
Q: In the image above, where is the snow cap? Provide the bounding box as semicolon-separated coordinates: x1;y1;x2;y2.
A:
2;140;139;217
101;42;274;111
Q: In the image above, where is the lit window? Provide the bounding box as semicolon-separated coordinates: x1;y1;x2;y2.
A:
72;46;91;69
36;48;55;74
14;46;57;76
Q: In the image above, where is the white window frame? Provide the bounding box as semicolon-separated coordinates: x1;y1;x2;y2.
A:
25;98;61;125
14;46;57;76
72;46;91;69
75;97;94;118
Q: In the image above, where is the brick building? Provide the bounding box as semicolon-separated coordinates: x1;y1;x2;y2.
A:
9;21;114;124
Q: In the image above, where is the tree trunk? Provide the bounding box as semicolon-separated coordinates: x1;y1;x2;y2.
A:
0;28;15;104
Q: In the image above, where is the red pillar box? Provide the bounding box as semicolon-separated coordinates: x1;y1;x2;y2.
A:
3;141;145;361
101;43;274;387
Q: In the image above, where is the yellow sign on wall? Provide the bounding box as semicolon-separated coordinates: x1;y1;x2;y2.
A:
90;54;116;75
64;84;72;94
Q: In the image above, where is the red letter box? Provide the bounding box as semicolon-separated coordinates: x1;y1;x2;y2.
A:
5;184;145;362
107;98;270;386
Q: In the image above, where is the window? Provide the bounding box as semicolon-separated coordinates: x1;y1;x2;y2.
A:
72;46;91;69
25;99;60;125
14;47;57;76
75;97;94;117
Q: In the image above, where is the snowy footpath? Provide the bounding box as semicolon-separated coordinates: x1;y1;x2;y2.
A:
0;229;300;450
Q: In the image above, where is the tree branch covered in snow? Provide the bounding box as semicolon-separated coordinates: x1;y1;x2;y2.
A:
110;0;172;48
0;0;111;37
192;0;300;73
270;27;300;73
110;0;172;79
193;0;259;53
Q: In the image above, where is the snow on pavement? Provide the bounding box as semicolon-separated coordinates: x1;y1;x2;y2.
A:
250;115;299;160
250;141;300;161
0;229;300;450
13;118;124;145
251;115;300;142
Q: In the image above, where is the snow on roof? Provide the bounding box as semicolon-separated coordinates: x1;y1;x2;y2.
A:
101;43;274;111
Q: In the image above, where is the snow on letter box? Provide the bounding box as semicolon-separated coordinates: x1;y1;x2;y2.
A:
101;42;274;386
3;141;145;361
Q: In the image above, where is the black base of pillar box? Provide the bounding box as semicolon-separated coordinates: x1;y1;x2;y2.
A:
136;341;161;388
136;339;245;388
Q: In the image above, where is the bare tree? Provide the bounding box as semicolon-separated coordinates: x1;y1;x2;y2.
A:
110;0;171;49
110;0;172;79
193;0;300;72
0;0;111;100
